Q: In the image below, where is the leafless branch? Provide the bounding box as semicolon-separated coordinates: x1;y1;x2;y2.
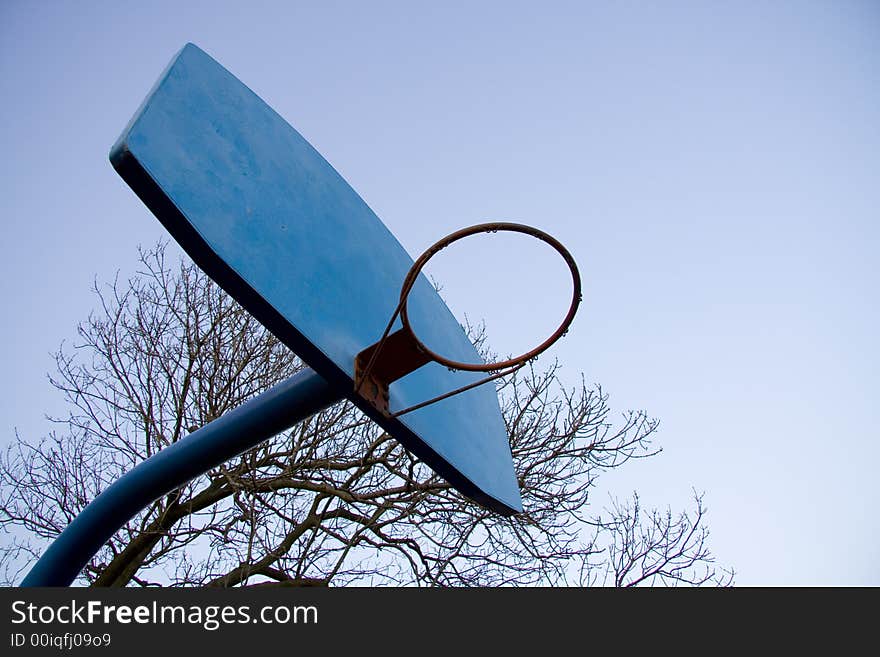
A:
0;242;731;587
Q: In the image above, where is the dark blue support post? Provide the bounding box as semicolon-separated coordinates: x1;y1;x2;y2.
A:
21;368;341;587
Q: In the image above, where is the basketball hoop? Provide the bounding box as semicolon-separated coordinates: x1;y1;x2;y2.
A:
356;222;581;416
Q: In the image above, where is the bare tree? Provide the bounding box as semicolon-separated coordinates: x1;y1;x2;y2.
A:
0;243;733;587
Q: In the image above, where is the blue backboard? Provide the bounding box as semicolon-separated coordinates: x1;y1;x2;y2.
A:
110;44;522;515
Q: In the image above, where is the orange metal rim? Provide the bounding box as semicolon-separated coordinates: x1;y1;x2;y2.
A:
398;222;582;372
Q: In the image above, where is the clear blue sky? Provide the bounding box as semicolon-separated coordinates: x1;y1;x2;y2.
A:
1;1;877;585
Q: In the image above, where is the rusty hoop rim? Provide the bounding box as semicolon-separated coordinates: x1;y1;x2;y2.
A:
398;222;582;372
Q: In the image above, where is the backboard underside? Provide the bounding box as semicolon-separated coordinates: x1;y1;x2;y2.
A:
110;44;522;515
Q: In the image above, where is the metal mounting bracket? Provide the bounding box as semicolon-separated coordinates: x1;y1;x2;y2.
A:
354;328;432;415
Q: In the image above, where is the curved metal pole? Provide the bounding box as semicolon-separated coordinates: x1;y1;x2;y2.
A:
21;367;341;587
